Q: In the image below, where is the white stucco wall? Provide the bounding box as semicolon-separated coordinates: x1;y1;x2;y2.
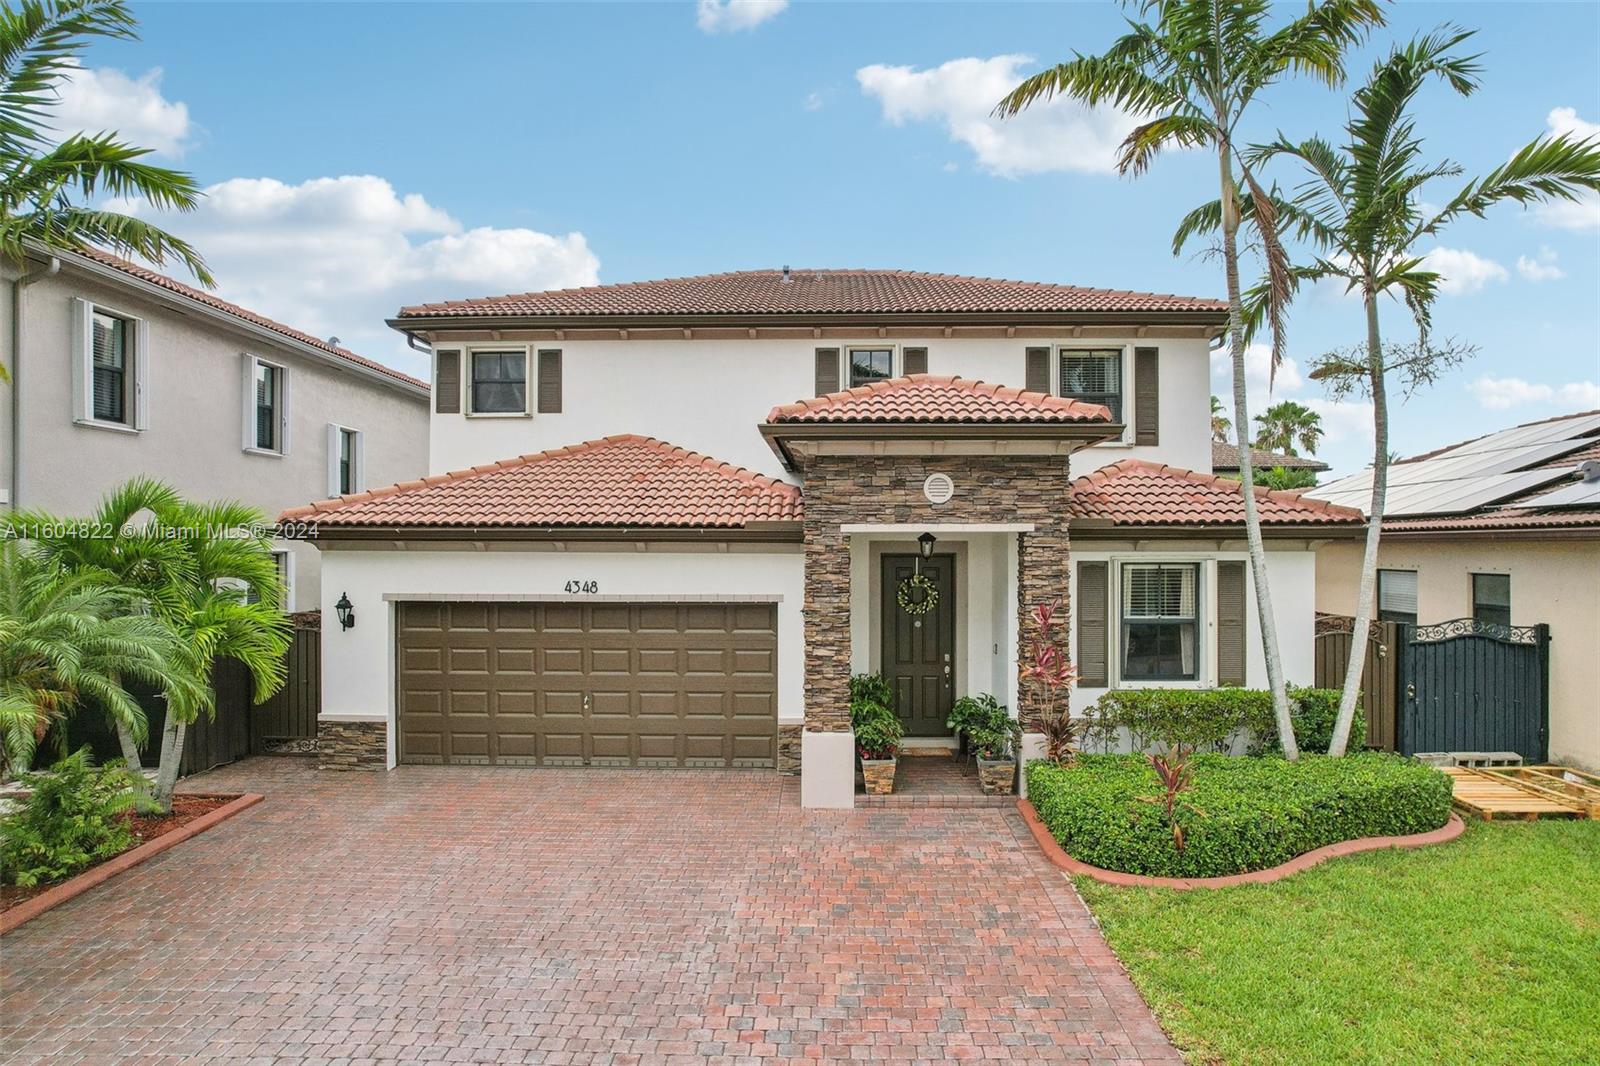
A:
6;263;429;611
1067;543;1319;715
317;544;806;765
1317;537;1600;770
426;335;1215;482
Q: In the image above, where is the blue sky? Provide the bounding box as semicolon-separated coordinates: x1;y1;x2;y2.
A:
60;1;1600;478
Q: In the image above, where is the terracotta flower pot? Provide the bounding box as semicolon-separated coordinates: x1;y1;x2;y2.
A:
861;756;898;795
977;757;1016;796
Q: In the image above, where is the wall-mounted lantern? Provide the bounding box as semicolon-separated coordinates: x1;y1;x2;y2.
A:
918;531;937;560
334;592;356;631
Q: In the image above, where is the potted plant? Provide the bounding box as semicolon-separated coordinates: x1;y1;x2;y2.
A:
965;698;1022;795
948;693;1000;758
851;695;903;795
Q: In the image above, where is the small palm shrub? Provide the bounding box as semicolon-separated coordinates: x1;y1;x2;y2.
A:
0;749;151;887
851;698;902;761
950;694;1020;760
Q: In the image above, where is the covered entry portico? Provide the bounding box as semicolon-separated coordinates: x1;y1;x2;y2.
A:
760;374;1119;808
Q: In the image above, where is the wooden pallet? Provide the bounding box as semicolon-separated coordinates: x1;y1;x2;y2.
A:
1440;766;1588;821
1477;765;1600;819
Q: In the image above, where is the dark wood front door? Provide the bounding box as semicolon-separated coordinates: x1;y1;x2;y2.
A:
880;554;956;737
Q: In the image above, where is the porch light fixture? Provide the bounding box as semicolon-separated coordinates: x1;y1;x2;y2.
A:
334;592;355;631
918;532;937;560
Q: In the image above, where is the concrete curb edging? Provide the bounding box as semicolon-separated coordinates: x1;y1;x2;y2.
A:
1017;799;1465;890
0;793;264;935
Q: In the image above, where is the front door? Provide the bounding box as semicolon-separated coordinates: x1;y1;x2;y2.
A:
880;554;956;736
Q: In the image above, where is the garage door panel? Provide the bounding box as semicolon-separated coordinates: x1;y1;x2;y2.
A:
398;601;775;768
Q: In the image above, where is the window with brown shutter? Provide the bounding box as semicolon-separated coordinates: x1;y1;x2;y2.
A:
1216;560;1247;685
1076;561;1109;687
1025;347;1051;394
1134;347;1160;445
814;347;840;395
435;349;461;414
903;346;928;375
537;349;562;413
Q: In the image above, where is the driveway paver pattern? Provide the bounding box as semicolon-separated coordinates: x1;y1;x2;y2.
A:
0;757;1176;1064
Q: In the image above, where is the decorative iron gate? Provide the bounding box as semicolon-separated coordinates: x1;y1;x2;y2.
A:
1399;619;1551;761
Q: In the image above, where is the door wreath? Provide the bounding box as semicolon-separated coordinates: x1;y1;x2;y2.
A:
897;572;939;616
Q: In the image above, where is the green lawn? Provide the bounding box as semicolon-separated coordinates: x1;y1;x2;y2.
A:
1077;818;1600;1066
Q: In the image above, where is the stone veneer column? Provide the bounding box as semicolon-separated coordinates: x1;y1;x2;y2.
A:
801;528;853;732
318;719;387;771
1016;526;1072;731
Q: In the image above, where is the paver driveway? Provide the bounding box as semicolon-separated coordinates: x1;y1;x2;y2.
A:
0;757;1176;1064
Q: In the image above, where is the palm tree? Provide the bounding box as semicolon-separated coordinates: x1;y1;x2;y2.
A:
0;0;212;308
0;540;198;776
18;482;291;808
1210;394;1232;443
996;0;1386;759
1253;400;1324;456
1183;28;1600;755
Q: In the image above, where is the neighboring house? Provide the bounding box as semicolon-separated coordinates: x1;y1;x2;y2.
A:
1;244;430;611
1210;442;1329;478
285;269;1362;806
1311;411;1600;769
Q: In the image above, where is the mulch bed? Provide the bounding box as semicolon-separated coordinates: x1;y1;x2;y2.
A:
0;794;236;914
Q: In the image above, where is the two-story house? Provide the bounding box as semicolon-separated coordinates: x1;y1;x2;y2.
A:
1;244;430;611
285;269;1361;806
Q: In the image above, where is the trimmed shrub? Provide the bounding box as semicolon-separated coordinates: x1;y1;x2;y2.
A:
1081;686;1360;755
0;749;147;887
1026;753;1452;878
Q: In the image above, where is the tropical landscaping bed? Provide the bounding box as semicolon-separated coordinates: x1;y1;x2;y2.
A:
1077;818;1600;1065
0;792;238;914
1027;753;1454;878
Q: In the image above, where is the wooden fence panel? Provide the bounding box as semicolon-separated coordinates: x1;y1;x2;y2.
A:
1313;616;1399;751
250;627;321;748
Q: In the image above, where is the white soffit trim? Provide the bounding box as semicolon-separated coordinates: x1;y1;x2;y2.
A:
840;522;1035;533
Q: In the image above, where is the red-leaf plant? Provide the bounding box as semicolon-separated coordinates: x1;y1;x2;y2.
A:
1141;744;1205;853
1019;601;1082;764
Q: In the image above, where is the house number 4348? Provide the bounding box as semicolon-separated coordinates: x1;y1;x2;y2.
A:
564;580;600;594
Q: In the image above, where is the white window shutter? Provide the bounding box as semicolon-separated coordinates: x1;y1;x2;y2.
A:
279;366;291;456
69;297;92;422
326;423;340;495
240;353;256;450
133;317;150;430
352;429;365;493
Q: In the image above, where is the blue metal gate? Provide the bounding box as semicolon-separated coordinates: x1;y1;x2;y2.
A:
1399;619;1551;761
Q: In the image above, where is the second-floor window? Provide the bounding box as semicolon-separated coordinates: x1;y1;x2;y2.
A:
1060;348;1123;422
91;311;131;423
470;350;528;414
848;348;893;387
1377;569;1418;626
255;361;282;450
328;424;364;496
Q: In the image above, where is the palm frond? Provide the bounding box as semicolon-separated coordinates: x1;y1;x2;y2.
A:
1419;133;1600;239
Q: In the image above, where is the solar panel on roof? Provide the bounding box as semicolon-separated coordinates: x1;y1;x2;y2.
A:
1516;478;1600;510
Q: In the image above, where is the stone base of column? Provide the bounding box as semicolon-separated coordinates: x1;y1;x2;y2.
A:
1017;732;1046;799
777;724;803;775
317;719;387;771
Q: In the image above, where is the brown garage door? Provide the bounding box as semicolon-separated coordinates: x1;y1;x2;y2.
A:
396;601;778;768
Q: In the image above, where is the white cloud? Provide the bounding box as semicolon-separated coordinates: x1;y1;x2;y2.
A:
856;55;1142;177
1211;342;1304;416
1423;247;1508;295
696;0;787;34
1515;246;1565;282
46;60;193;157
1303;398;1375;450
803;91;824;112
110;175;599;374
1537;108;1600;230
1466;375;1600;411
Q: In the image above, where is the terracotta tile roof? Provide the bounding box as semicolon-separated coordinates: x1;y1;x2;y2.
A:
1068;460;1363;527
71;247;427;391
396;269;1227;319
280;435;801;529
1211;441;1329;473
767;375;1113;424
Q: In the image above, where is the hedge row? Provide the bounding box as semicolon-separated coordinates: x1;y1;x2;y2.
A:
1026;753;1452;878
1079;686;1364;755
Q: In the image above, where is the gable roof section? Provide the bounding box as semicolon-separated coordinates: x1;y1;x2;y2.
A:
1068;460;1362;528
280;435;801;531
395;268;1227;320
1211;441;1329;473
61;245;427;392
767;374;1113;425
